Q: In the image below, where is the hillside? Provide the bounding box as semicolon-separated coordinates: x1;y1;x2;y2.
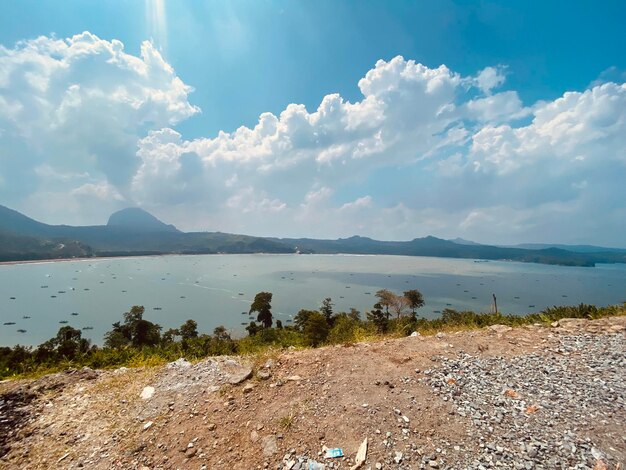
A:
1;316;624;469
2;204;626;266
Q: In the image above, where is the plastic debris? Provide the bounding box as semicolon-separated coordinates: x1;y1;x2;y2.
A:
324;447;344;458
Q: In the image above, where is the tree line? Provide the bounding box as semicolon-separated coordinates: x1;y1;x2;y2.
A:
1;288;624;379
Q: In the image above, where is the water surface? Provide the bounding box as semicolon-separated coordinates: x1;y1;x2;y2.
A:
1;254;625;346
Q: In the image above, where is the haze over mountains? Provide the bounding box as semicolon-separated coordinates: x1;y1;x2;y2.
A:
0;204;625;267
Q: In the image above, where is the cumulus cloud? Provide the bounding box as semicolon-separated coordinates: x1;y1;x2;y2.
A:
0;31;198;222
2;33;625;245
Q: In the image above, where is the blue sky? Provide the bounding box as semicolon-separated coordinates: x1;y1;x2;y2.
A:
1;1;625;246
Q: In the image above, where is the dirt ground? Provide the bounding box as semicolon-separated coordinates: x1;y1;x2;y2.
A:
1;316;624;470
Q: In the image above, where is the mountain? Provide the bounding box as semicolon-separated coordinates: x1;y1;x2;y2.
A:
107;208;179;233
1;204;625;267
449;237;482;246
502;243;626;254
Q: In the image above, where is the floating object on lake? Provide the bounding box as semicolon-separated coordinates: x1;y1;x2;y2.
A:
58;290;66;294
528;305;535;308
50;295;57;298
41;286;48;288
285;319;293;323
562;295;568;297
514;296;520;299
99;281;104;284
3;322;15;325
238;293;244;296
446;303;452;306
84;288;90;291
9;297;16;300
82;326;93;330
345;286;350;288
153;307;162;310
71;312;79;316
122;290;127;293
339;296;344;299
180;296;185;298
241;322;247;325
463;290;469;292
22;316;30;319
471;296;477;299
364;292;371;295
433;310;441;314
17;329;27;333
241;311;247;314
59;320;68;324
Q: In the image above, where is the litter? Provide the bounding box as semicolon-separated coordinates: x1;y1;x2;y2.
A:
324;447;344;458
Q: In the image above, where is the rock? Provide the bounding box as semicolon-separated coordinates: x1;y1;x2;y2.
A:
257;370;272;380
250;430;259;443
167;358;192;369
286;375;302;381
140;386;155;400
243;383;254;393
228;367;253;385
185;447;196;458
428;460;439;468
207;423;216;431
350;437;367;470
488;324;513;334
394;451;403;464
410;331;420;337
435;332;446;339
143;421;153;431
551;321;560;328
262;435;278;456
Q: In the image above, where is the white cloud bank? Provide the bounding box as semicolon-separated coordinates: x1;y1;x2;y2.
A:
1;33;625;245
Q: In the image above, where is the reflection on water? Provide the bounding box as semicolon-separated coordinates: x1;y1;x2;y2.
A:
1;254;625;346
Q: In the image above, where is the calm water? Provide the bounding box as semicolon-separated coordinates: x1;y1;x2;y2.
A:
1;254;625;347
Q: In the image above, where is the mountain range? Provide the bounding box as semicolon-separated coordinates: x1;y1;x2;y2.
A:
1;204;625;267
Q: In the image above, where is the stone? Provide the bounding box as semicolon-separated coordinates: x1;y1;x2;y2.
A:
185;447;196;458
140;386;155;400
394;452;403;464
287;375;302;381
143;421;153;431
262;435;278;456
488;324;513;334
349;438;367;470
243;383;255;394
257;370;272;380
228;367;253;385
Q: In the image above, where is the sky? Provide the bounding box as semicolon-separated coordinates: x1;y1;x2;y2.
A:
0;1;625;246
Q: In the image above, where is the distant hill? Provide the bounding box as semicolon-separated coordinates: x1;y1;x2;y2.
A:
1;204;625;267
107;208;179;233
502;243;626;254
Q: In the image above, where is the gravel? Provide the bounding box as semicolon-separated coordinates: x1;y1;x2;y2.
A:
426;333;625;469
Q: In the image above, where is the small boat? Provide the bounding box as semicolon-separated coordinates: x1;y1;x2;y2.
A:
238;293;244;296
153;307;162;310
3;322;16;325
180;296;185;299
50;295;57;298
528;305;535;308
514;296;520;299
58;290;66;294
17;329;27;333
59;320;68;324
22;316;30;319
122;290;127;293
41;285;48;288
339;296;344;299
82;326;94;330
345;286;351;288
241;322;247;325
433;310;441;314
9;297;16;300
71;312;79;316
241;311;247;315
84;288;90;291
285;319;293;323
364;292;371;295
471;296;477;299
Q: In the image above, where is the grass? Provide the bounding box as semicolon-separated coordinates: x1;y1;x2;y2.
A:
2;302;624;381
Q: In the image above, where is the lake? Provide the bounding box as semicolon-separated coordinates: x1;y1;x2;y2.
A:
1;254;625;347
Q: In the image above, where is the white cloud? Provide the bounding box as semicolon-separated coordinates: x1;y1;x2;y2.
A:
2;34;625;245
0;31;198;221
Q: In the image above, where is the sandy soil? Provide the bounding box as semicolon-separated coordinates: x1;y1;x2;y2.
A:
1;316;624;470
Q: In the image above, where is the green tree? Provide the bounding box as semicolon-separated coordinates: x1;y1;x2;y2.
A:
303;311;329;347
250;292;273;328
367;302;389;333
404;289;425;318
375;289;394;319
104;306;161;349
294;309;317;331
246;321;259;336
320;298;334;325
179;319;199;340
